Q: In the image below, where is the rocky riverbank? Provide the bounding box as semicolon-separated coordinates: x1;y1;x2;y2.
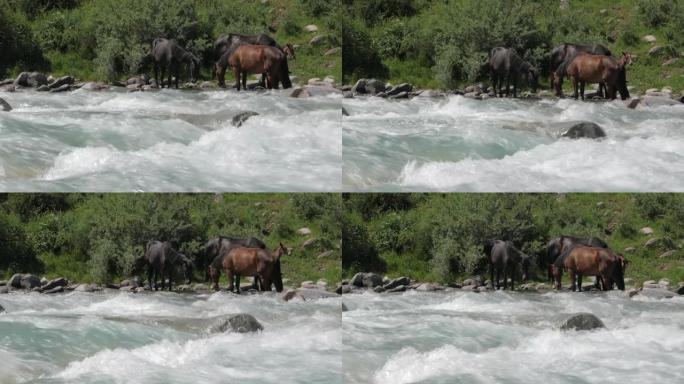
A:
340;272;684;300
342;78;684;108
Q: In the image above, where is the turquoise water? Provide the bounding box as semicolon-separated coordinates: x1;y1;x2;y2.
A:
343;290;684;384
0;291;341;383
343;96;684;191
0;89;341;191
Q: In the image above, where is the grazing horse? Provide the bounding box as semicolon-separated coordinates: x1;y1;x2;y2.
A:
215;44;292;90
553;246;628;291
151;38;200;89
555;52;631;100
212;33;294;87
544;236;607;284
486;240;531;290
549;43;611;96
209;243;288;293
489;47;539;97
144;240;194;291
198;236;265;281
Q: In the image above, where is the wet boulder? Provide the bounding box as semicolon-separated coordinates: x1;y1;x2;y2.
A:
384;277;410;290
342;107;349;116
290;86;310;98
9;274;24;289
559;313;605;331
44;286;64;294
209;313;263;333
366;79;385;95
14;72;48;88
351;79;367;94
638;287;674;299
560;122;606;139
351;272;382;288
0;97;11;112
50;84;71;93
387;83;413;96
81;82;106;91
20;275;41;290
49;76;74;89
42;277;67;291
232;111;259;127
342;302;348;312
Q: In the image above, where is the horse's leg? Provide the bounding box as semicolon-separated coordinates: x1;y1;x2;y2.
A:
510;266;515;290
496;268;501;290
502;268;508;290
513;77;518;98
175;64;179;89
235;274;241;294
160;66;165;88
168;273;173;291
154;63;158;88
227;271;234;292
569;270;576;292
490;264;495;289
577;273;582;292
580;82;586;101
572;77;578;99
505;73;510;97
148;267;153;290
242;72;247;90
233;67;240;91
167;66;173;91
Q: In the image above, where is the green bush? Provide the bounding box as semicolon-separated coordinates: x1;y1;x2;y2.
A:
342;18;388;82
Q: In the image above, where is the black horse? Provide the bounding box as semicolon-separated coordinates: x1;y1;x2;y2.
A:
549;43;612;97
544;235;608;284
489;47;539;97
486;240;531;291
144;240;194;291
151;38;200;89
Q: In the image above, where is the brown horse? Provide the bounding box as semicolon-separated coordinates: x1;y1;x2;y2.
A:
555;52;631;100
215;45;291;90
209;243;288;293
552;246;628;292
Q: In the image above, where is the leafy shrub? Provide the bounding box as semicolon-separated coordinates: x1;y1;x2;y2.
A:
342;211;385;272
637;0;677;27
342;18;388;82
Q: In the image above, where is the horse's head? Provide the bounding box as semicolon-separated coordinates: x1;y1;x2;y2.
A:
188;55;201;83
528;66;539;93
520;254;532;281
283;43;296;60
179;254;194;284
553;71;564;97
274;242;291;258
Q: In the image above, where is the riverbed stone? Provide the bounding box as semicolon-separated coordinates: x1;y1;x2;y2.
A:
0;286;8;294
20;275;41;290
231;111;259;127
386;285;407;293
0;97;11;112
560;122;606;139
365;79;385;95
416;283;445;291
374;286;385;293
309;35;326;46
342;302;348;311
639;287;674;299
659;250;677;258
210;314;263;333
43;286;64;294
384;277;410;290
559;313;605;331
14;71;48;87
42;278;67;291
640;227;654;235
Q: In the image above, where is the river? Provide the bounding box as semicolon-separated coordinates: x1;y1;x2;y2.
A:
0;88;341;191
342;290;684;383
343;96;684;191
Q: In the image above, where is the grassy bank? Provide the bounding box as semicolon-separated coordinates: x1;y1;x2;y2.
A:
1;193;341;289
343;0;684;94
342;193;684;288
1;0;340;85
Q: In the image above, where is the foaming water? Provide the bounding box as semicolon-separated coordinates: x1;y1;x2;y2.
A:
343;290;684;384
343;96;684;191
0;89;341;191
0;290;341;383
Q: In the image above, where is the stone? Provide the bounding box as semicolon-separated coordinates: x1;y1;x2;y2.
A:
81;82;105;91
20;275;41;290
0;97;11;112
0;304;4;312
309;35;326;46
0;286;8;294
300;281;316;289
282;289;298;301
384;277;410;290
639;95;681;107
662;58;678;66
49;76;74;89
14;71;48;88
559;313;605;331
640;227;654;235
560;122;606;139
362;273;383;288
37;85;50;91
342;302;348;311
389;91;409;99
304;85;341;97
209;314;263;333
290;86;310;98
296;288;338;300
316;250;334;259
365;79;385;95
386;285;407;293
297;227;312;235
647;45;664;56
231;111;259;127
73;283;96;292
373;286;385;293
351;273;365;287
677;285;684;295
642;35;657;43
645;237;675;249
199;81;216;89
639;287;674;299
42;277;67;291
43;286;64;294
659;250;677;258
324;47;340;56
302;238;318;248
49;84;71;93
415;283;445;291
351;79;367;94
193;283;209;291
304;24;318;32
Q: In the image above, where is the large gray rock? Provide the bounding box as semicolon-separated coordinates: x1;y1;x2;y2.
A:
639;287;674;299
0;304;4;312
9;274;24;288
342;302;348;311
231;111;259;127
351;79;367;94
20;274;41;290
14;72;48;87
560;122;606;139
42;277;67;291
638;96;681;108
0;97;11;112
43;286;64;294
387;83;412;96
209;314;263;333
49;84;71;93
365;79;385;95
559;313;605;331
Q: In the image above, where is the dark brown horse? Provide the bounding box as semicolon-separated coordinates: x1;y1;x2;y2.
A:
555;52;631;100
553;246;628;291
215;45;292;90
209;243;288;293
485;240;531;291
143;240;194;291
489;47;539;97
151;38;200;89
544;236;608;284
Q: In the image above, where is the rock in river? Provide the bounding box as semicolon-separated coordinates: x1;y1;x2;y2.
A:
559;313;605;331
0;97;11;112
559;122;606;139
209;314;264;333
232;111;259;127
